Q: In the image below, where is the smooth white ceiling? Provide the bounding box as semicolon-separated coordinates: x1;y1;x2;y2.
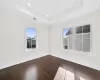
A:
17;0;74;16
1;0;100;23
16;0;83;21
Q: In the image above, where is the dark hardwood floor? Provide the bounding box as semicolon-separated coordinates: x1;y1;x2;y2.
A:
0;55;100;80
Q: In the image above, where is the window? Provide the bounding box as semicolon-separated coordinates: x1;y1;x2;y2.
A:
26;28;36;49
63;28;73;49
75;25;90;52
75;26;83;51
63;24;91;53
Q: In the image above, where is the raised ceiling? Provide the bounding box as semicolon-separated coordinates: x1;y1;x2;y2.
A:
1;0;100;23
17;0;75;17
16;0;83;22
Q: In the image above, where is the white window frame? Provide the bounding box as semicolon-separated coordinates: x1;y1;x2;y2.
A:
62;23;93;54
25;27;38;52
74;25;91;53
62;28;74;51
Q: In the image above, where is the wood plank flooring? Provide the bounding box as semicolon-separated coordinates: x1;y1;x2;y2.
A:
0;55;100;80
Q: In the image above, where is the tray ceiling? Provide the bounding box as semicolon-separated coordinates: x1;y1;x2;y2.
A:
1;0;100;23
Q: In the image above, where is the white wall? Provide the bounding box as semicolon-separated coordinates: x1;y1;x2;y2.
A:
50;11;100;70
1;0;100;71
0;3;49;69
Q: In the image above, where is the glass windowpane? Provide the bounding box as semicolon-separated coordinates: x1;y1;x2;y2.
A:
83;25;90;33
76;26;82;34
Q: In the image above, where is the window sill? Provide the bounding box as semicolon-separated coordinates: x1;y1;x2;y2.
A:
25;48;37;52
62;49;94;56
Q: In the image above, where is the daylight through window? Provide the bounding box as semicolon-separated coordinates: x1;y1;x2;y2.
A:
63;24;91;53
63;28;73;49
26;28;36;49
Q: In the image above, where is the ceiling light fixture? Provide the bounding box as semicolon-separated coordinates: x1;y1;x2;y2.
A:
46;14;49;17
28;3;30;6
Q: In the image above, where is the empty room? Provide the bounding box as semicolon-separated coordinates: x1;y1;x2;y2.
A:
0;0;100;80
